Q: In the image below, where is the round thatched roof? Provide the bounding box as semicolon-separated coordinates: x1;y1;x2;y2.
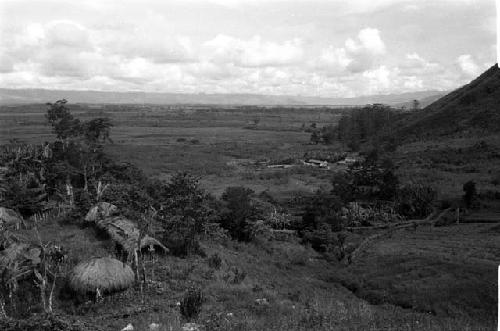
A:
69;257;135;294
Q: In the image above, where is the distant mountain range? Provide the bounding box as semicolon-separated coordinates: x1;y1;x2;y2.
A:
0;88;445;107
393;63;500;140
394;93;447;109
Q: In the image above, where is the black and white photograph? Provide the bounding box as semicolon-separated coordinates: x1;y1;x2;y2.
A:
0;0;498;330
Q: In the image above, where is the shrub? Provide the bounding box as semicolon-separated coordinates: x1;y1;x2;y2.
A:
396;184;437;218
463;180;479;209
302;223;338;253
207;253;222;270
162;216;205;257
219;186;264;241
158;173;218;256
180;287;204;320
1;178;46;217
101;182;154;219
223;266;246;284
298;191;343;234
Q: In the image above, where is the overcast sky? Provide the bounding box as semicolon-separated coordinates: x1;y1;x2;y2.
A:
0;0;496;97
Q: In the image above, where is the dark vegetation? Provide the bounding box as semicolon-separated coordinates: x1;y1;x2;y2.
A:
180;287;204;320
316;104;400;151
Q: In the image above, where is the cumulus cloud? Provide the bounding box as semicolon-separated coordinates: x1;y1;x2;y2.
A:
456;54;481;77
362;65;393;93
44;20;93;51
0;0;494;98
318;47;351;74
103;33;196;64
348;28;385;55
398;53;444;76
203;35;304;67
317;27;386;74
0;53;15;73
345;28;385;72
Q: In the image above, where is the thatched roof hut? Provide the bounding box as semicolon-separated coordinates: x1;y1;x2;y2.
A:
84;203;168;256
84;202;118;222
95;216;168;254
69;257;135;294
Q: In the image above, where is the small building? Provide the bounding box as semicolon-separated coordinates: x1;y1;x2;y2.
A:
303;159;329;169
337;154;364;165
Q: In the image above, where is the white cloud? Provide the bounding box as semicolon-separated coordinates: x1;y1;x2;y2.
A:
362;65;393;93
318;47;351;74
345;28;385;72
399;52;444;76
44;20;93;51
0;0;494;98
0;53;15;73
102;33;196;64
203;35;304;67
317;27;386;74
349;28;386;55
456;54;481;77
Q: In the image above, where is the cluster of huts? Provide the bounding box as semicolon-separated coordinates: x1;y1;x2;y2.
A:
0;202;168;300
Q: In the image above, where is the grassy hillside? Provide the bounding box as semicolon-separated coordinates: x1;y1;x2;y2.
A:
5;218;496;331
394;64;500;141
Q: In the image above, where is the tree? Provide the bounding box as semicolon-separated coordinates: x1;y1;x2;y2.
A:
396;184;436;218
412;99;420;111
219;186;263;241
46;99;113;195
46;99;81;141
79;118;113;192
81;118;113;147
158;173;217;255
310;131;320;144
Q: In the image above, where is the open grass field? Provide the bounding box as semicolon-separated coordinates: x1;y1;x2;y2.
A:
393;135;500;199
0;104;341;200
333;224;498;325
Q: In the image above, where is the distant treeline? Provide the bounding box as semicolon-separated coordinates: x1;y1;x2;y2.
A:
314;104;401;151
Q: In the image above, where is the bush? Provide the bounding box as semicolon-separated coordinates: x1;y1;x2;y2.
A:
158;173;218;256
219;186;264;241
207;253;222;270
222;266;246;284
101;182;154;219
162;216;205;257
463;180;479;209
302;223;340;253
396;184;437;218
298;191;343;234
180;287;204;320
1;178;46;217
